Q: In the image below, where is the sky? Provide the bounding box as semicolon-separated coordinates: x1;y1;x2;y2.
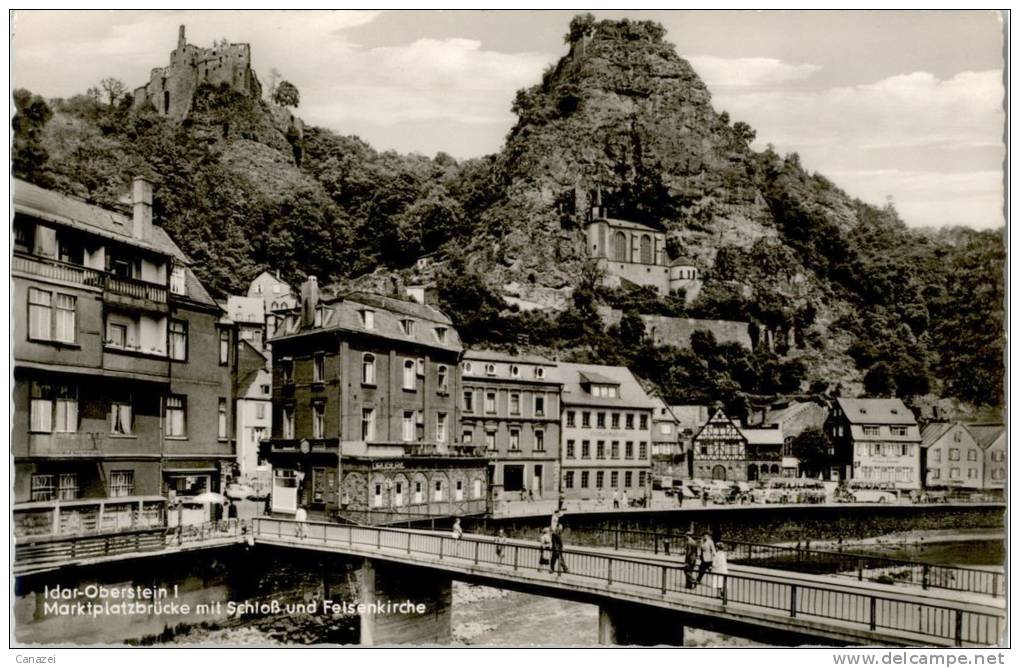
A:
11;10;1006;229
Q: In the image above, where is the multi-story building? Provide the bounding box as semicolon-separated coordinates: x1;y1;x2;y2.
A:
555;363;655;501
692;409;746;482
459;350;561;500
650;398;682;476
670;404;709;478
922;422;1005;492
262;280;488;520
224;294;267;353
234;341;272;479
247;270;297;339
12;177;234;536
741;427;785;481
825;398;922;490
754;400;828;477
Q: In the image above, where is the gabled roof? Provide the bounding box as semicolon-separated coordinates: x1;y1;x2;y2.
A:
966;423;1006;449
343;291;453;325
593;216;664;233
579;370;618;386
764;401;815;426
225;295;266;324
551;363;656;409
463;349;556;365
921;422;954;447
739;428;785;445
835;398;916;425
13;178;189;263
180;266;218;308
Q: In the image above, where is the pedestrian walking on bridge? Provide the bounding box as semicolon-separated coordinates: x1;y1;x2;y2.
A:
683;531;699;588
295;506;308;539
538;527;552;570
694;531;716;586
550;523;569;574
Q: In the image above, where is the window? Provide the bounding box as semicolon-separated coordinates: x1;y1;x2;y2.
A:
639;414;648;431
486;432;496;451
611;471;619;488
314;353;325;383
28;288;52;341
218;399;228;439
890;426;908;436
437;413;448;443
625;414;634;430
170;266;186;295
361;309;375;329
57;473;79;501
414;481;424;504
949;448;960;461
463;361;473;374
596;441;605;459
463;389;474;412
403;412;415;442
312;402;325;439
30;383;77;433
31;474;56;501
535;430;545;452
218;329;230;365
660;423;673;435
510;393;521;415
611;413;620;429
535;367;546;379
110;471;134;498
581;440;591;458
967;468;978;479
434;327;447;343
638;472;646;489
256;402;267;420
596;471;605;489
313;306;324;328
437;365;448;392
282;406;295;439
462;427;473;443
566;440;575;458
394;482;404;506
611;441;619;459
565;471;575;489
509;365;521;378
362;408;376;441
566;411;576;428
509;429;520;451
281;359;294;384
582;411;591;428
472;479;482;499
362;354;376;385
107;322;127;348
485;391;496;414
581;471;590;488
166;395;186;437
373;484;383;508
400;319;414;336
485;363;496;376
863;425;880;436
54;294;76;343
111;396;133;435
169;320;188;360
434;480;444;501
953;431;962;443
455;480;464;501
625;442;634;459
967;450;977;461
929;469;940;480
535;395;546;417
403;359;416;390
596;412;606;428
639;442;648;459
950;467;960;479
932;449;941;463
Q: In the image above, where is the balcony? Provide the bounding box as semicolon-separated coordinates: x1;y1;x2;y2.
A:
13;253;105;288
14;253;167;311
28;432;103;458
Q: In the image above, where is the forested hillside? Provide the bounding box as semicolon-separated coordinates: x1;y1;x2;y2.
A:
12;15;1004;412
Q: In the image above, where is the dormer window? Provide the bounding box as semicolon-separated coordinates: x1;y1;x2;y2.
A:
589;384;619;399
510;365;520;378
463;361;473;374
434;326;447;343
400;319;414;336
361;309;375;330
535;367;545;379
170;266;187;296
313;306;324;327
485;363;496;376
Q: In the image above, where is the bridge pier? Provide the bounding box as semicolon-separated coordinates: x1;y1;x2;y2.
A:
357;558;452;646
598;603;685;646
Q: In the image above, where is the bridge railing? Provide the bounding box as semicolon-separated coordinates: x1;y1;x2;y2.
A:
584;527;1003;598
252;518;1004;647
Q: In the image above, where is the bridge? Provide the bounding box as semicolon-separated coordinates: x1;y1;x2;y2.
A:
250;518;1005;647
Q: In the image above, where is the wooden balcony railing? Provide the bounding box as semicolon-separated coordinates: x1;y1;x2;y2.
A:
103;274;167;303
13;253;167;304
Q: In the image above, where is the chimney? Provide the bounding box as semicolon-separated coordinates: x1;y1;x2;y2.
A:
300;276;319;327
132;176;153;240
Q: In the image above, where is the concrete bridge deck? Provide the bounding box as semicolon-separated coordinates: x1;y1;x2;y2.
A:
251;518;1005;648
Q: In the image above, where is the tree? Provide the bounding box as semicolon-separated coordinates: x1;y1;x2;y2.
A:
12;89;53;184
99;77;127;107
791;428;831;477
864;362;897;397
273;80;300;108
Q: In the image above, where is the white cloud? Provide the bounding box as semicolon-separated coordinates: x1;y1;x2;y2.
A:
685;55;821;88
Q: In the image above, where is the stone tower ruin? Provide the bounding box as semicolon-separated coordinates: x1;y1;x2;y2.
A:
132;25;263;121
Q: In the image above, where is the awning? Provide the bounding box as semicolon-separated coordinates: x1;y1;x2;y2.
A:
15;361;169;384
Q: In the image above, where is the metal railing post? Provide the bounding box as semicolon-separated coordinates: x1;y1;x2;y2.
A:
869;596;877;631
954;610;964;647
348;525;353;546
474;540;480;565
377;529;382;550
654;534;659;554
922;564;930;590
439;537;444;560
407;532;412;554
721;575;727;605
614;529;620;551
660;565;667;596
789;584;796;617
513;545;518;571
607;558;613;585
858;558;864;581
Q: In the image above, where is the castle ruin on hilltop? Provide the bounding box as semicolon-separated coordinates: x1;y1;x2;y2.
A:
132;25;262;120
